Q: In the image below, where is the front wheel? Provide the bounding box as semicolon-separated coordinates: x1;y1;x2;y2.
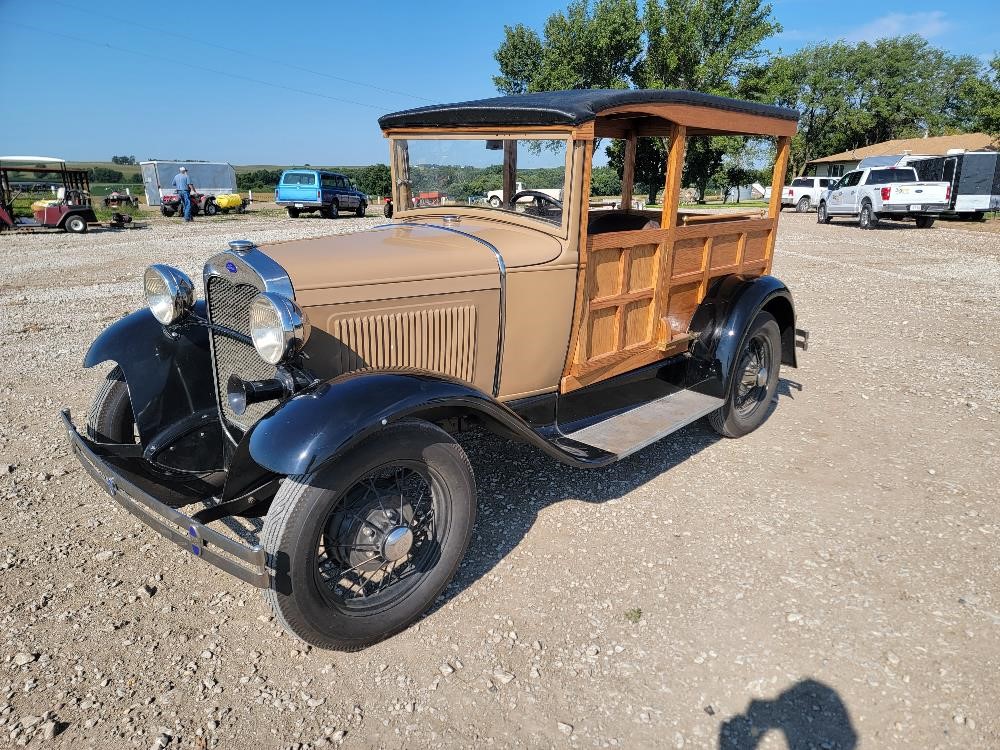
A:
203;200;218;216
795;196;810;213
87;367;136;443
708;311;781;439
356;201;367;217
262;420;477;650
383;202;393;219
915;216;935;229
488;196;502;208
817;202;830;224
859;202;878;230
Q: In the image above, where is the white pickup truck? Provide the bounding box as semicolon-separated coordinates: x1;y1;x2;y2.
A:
487;181;563;207
781;176;836;212
817;166;950;229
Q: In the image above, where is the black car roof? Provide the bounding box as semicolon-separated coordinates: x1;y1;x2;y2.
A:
379;89;798;129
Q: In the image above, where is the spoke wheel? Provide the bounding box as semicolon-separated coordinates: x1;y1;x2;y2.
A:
262;420;476;650
317;462;443;612
709;311;782;438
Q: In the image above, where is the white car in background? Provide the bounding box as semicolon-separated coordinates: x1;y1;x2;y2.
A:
781;176;836;212
486;181;563;207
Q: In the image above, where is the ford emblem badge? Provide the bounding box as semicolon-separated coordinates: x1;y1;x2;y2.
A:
225;261;238;273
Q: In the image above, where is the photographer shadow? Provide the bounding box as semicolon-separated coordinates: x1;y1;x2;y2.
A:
718;679;857;750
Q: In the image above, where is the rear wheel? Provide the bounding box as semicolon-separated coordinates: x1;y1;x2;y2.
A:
709;311;781;439
262;420;476;650
203;200;218;216
329;201;339;218
65;215;88;233
795;196;810;212
287;207;300;219
915;216;935;229
383;202;393;219
817;201;830;224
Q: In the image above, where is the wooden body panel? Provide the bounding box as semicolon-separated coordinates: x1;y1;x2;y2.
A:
561;216;778;390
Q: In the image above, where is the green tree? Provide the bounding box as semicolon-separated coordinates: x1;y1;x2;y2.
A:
590;165;622;196
494;0;781;201
356;164;392;196
90;167;124;183
751;37;983;176
956;54;1000;141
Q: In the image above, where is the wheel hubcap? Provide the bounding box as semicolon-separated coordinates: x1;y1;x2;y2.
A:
382;526;414;562
755;366;768;388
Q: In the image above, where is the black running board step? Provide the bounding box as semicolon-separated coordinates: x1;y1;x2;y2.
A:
564;389;723;458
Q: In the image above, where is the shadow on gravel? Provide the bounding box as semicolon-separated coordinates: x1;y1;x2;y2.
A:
433;376;808;610
718;679;857;750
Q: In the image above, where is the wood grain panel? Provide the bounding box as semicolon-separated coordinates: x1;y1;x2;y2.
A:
586;306;617;359
591;247;622;298
671;238;706;277
622;299;653;347
710;233;740;270
627;243;657;292
742;230;770;263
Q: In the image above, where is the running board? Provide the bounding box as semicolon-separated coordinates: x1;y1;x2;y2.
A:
564;389;723;459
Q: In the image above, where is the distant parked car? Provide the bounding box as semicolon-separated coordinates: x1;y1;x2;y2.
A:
817;166;950;229
275;169;367;219
781;176;835;212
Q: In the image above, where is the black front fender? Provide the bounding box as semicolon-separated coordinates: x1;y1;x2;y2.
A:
247;370;615;476
84;302;217;444
689;275;797;399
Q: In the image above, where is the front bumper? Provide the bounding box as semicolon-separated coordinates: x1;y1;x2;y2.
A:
62;410;269;587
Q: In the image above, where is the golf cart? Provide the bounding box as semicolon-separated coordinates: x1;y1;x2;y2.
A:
0;156;98;233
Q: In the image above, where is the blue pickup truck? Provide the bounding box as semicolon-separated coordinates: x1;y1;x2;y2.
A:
274;169;368;219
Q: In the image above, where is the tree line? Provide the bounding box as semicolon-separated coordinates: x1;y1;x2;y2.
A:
494;0;1000;199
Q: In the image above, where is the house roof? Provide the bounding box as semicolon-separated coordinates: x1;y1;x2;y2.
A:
808;133;997;164
378;89;799;130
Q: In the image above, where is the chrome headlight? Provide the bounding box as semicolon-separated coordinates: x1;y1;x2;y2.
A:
249;292;311;365
143;264;194;325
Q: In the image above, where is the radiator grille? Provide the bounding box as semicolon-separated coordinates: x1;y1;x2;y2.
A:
206;275;276;431
332;306;477;382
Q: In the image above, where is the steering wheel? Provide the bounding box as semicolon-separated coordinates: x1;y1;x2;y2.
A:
508;190;563;212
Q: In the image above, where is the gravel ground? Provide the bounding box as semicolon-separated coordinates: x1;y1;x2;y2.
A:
0;211;998;749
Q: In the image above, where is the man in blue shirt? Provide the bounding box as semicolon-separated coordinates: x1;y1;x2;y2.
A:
171;167;194;221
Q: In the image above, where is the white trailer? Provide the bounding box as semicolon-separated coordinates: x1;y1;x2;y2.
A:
140;161;237;207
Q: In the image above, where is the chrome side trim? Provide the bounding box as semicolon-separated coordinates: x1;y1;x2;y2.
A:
382;222;506;397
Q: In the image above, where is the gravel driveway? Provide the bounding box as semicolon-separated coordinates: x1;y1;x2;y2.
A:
1;212;997;749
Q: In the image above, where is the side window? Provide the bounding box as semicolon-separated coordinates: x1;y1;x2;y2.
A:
819;179;830;188
335;176;347;188
841;172;860;188
321;174;336;188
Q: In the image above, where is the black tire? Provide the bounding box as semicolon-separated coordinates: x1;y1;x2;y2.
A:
488;196;502;208
356;201;367;217
203;200;218;216
65;214;88;233
287;207;300;219
817;201;830;224
161;207;175;217
795;196;810;213
858;201;877;230
329;200;339;218
319;207;333;219
383;202;393;219
708;311;782;439
86;367;136;444
915;216;935;229
262;420;476;651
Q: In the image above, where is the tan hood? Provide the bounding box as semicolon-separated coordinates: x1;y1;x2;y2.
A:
261;224;501;307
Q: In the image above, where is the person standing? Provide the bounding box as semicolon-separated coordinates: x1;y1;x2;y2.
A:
171;166;195;221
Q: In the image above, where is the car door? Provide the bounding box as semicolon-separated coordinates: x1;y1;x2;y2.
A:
830;172;859;213
334;175;354;209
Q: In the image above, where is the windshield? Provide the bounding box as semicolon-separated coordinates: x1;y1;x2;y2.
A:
867;168;916;185
392;137;568;226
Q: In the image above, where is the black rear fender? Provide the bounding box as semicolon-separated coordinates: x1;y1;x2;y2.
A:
688;275;798;399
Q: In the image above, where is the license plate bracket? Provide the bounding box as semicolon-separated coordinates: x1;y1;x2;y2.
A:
909;204;922;211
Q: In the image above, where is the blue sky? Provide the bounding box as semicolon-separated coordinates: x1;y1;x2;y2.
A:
0;0;996;166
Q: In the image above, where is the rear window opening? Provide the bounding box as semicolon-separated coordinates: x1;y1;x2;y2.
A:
282;172;317;185
866;169;916;185
791;178;813;187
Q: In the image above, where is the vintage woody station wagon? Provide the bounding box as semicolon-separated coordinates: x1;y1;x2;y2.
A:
64;89;806;650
